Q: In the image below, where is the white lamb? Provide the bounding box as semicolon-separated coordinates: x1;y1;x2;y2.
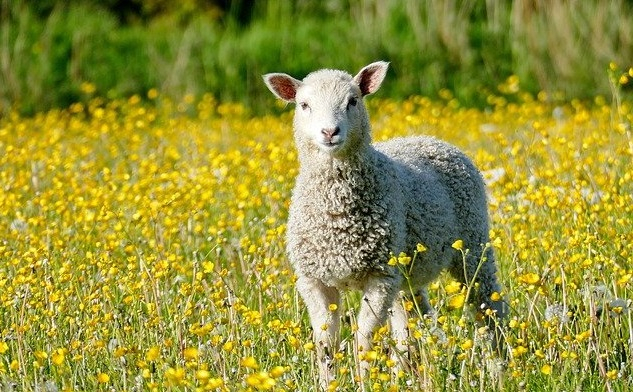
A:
263;61;506;387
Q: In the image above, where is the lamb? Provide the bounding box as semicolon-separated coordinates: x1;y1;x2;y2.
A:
263;61;507;387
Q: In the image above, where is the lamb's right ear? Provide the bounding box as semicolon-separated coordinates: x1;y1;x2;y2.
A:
354;61;389;96
263;73;302;103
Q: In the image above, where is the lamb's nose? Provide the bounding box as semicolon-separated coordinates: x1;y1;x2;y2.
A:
321;127;340;141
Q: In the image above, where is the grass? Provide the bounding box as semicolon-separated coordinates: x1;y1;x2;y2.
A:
1;0;632;115
0;71;632;390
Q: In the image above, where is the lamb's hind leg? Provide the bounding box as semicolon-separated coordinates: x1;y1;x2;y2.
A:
296;276;341;389
451;245;507;349
458;245;507;319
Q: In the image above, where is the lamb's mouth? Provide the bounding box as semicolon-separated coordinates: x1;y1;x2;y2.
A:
318;141;343;151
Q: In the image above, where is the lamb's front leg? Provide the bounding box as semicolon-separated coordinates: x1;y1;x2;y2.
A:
387;288;433;378
388;294;410;377
356;275;402;380
296;276;341;389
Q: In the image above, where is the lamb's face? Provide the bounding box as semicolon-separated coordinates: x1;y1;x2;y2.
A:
263;61;389;157
293;72;364;156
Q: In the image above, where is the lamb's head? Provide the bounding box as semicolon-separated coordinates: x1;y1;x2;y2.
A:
263;62;389;158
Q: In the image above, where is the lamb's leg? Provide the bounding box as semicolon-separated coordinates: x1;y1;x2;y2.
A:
451;245;500;313
356;275;401;379
389;287;434;378
476;249;508;353
415;286;434;315
451;245;507;350
296;276;341;389
388;295;409;376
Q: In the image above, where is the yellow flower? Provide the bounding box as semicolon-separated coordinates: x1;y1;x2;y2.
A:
540;364;552;375
518;272;540;285
575;330;591;343
183;346;199;361
451;239;464;250
97;372;110;384
445;280;463;294
448;293;466;309
416;243;427;252
196;369;210;381
202;261;215;273
208;378;225;388
51;349;65;366
165;367;186;386
147;88;159;100
397;252;412;265
34;350;48;360
490;291;502;301
328;303;338;311
0;341;8;354
113;347;127;358
146;346;160;361
362;350;378;362
617;273;631;286
222;340;235;352
512;345;528;357
245;372;276;390
241;356;259;369
270;365;286;378
80;82;96;94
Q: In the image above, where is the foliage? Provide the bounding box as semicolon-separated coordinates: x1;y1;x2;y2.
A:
0;79;632;389
1;0;633;115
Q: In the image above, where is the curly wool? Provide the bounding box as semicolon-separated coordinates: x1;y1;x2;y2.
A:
376;136;501;300
287;149;406;289
287;134;497;297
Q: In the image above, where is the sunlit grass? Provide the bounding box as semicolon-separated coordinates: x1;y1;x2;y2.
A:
0;82;631;390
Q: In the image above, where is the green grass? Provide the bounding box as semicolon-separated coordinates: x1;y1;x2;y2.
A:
1;0;632;115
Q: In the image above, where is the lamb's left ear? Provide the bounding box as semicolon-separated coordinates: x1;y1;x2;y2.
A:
263;73;303;102
354;61;389;96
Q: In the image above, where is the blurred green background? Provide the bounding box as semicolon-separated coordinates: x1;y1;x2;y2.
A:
1;0;632;114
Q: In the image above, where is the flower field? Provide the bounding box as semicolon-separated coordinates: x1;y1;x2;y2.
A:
0;84;632;391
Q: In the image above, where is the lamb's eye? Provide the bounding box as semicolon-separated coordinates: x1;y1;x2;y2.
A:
347;97;357;108
299;102;310;111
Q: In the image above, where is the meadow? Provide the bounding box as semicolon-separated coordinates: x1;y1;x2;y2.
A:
0;71;632;391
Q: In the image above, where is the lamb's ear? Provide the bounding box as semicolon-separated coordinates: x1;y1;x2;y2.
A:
263;73;302;102
354;61;389;96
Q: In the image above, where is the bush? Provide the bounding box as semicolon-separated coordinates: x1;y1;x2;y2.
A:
1;0;632;115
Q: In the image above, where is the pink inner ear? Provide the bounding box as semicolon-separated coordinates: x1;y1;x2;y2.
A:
270;76;297;101
358;74;375;97
356;62;388;96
